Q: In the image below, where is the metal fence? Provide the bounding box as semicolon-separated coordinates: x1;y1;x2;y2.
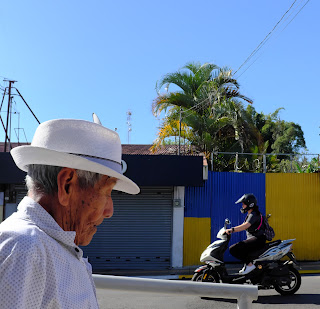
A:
93;274;258;309
211;152;320;173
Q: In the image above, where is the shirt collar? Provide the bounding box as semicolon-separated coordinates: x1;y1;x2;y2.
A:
17;196;83;258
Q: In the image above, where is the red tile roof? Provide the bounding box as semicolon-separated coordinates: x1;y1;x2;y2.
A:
121;144;198;155
0;142;201;157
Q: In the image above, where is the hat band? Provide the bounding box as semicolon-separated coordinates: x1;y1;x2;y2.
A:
69;153;122;174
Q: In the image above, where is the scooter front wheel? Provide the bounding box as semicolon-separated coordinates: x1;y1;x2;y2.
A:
192;270;219;283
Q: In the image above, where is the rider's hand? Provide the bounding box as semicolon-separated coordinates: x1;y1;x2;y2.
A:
226;228;232;235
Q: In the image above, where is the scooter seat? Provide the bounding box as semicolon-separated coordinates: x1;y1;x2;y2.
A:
265;239;281;248
248;239;282;260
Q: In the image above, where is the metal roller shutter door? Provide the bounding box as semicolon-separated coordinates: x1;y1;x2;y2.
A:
82;187;173;271
4;185;27;219
15;185;28;205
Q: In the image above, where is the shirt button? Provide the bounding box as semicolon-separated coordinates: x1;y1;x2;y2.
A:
75;248;79;252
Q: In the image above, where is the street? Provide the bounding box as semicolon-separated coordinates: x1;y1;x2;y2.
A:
97;274;320;309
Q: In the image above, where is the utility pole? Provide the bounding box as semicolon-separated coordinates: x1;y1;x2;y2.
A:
4;80;15;152
1;79;40;152
178;107;182;155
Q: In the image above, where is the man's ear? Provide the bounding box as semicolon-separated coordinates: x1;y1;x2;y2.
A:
57;168;77;207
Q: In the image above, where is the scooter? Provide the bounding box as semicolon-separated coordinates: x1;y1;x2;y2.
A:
192;218;301;295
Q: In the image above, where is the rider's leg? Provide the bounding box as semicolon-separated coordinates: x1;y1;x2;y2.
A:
242;236;266;264
229;241;247;261
231;237;266;274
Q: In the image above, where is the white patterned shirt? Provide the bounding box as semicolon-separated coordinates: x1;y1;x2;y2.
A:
0;196;99;309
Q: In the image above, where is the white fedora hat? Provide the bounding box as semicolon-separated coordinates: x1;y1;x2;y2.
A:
10;119;140;194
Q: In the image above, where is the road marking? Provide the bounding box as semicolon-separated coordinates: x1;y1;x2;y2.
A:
179;275;193;279
299;270;320;274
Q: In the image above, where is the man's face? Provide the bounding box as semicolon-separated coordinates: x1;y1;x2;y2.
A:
70;175;117;246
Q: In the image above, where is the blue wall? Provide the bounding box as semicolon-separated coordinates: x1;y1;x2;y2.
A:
185;172;266;262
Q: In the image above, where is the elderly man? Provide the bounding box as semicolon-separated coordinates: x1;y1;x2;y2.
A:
0;118;139;308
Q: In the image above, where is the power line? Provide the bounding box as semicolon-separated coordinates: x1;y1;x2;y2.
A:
173;87;231;121
236;0;310;79
234;0;310;77
280;0;310;32
0;80;7;92
179;97;211;119
234;0;297;75
163;1;310;122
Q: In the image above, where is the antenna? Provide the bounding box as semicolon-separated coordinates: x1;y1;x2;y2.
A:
0;79;40;151
126;110;132;144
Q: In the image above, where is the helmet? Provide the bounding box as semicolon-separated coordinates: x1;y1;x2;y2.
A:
235;193;257;213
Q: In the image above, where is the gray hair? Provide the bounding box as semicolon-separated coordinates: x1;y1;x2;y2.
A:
26;164;103;196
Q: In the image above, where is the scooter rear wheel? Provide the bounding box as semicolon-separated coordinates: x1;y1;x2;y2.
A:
192;270;219;283
274;267;301;295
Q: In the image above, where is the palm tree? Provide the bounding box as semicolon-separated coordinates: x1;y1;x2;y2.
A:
153;62;218;115
152;62;252;117
152;62;253;158
151;104;233;158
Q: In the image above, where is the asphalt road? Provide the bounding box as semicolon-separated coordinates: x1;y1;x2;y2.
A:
97;274;320;309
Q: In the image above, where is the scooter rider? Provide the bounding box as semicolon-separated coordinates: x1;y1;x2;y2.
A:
226;193;266;275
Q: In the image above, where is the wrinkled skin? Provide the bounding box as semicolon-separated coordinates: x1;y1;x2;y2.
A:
30;168;117;246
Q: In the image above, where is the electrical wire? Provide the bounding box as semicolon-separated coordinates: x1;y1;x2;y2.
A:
236;0;310;79
234;0;297;76
160;0;311;134
234;0;310;78
280;0;310;32
0;80;6;92
181;97;211;119
164;0;311;121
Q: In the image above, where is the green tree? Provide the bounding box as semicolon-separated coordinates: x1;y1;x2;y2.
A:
153;62;252;114
235;106;307;173
152;61;307;173
244;106;306;154
152;62;252;157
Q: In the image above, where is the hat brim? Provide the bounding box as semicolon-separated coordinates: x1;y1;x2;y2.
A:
11;146;140;195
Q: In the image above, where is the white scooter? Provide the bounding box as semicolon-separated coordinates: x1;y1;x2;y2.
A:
192;218;301;295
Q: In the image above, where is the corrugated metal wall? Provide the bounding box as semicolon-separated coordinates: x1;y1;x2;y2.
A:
184;183;211;218
266;173;320;261
183;217;211;266
184;172;320;266
184;179;211;266
209;172;266;262
184;172;265;265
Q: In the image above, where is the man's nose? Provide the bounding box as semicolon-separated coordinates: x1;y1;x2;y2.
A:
104;197;114;218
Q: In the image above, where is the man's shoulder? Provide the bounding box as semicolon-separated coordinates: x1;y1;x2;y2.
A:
0;216;48;258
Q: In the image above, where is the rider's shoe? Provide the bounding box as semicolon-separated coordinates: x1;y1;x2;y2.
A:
239;264;256;275
239;264;246;273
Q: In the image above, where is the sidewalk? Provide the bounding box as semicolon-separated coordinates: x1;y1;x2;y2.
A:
95;261;320;279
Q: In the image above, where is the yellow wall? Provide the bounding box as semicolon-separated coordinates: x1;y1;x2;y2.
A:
266;173;320;260
183;217;211;266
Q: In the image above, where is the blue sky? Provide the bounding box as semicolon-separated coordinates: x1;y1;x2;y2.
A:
0;0;318;154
